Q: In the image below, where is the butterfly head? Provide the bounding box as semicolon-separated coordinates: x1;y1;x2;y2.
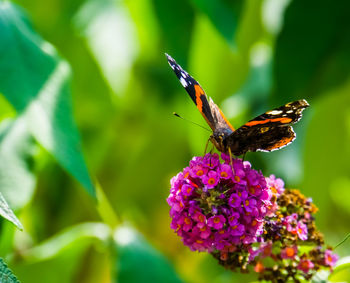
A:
210;128;233;153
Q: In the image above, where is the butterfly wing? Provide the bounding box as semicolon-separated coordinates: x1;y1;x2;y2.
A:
166;54;234;133
224;99;309;155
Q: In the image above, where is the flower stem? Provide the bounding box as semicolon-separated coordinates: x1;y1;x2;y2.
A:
95;181;119;229
334;232;350;249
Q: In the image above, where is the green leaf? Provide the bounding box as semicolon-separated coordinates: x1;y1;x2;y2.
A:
302;82;350;232
0;118;36;211
190;0;243;45
8;223;111;283
0;192;23;230
19;222;110;262
74;0;139;95
0;258;20;283
113;226;183;283
0;2;95;197
152;0;194;63
273;0;350;105
328;256;350;282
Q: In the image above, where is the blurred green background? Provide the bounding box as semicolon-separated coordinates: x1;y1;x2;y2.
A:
0;0;349;282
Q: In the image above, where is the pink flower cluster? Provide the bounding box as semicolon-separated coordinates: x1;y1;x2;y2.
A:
167;153;273;252
282;213;308;240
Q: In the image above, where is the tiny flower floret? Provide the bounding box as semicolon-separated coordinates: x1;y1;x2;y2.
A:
298;259;314;273
324;249;339;267
281;246;298;259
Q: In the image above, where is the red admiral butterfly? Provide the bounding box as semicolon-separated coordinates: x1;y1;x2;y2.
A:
166;54;309;156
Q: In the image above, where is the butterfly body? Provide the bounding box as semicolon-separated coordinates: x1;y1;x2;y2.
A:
166;54;309;156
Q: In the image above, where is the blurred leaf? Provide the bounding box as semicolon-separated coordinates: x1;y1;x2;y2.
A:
329;177;350;216
327;256;350;282
19;222;110;261
113;226;183;283
273;0;350;104
126;0;160;57
0;118;36;210
302;82;350;233
229;42;273;119
190;0;243;45
9;223;111;283
74;0;139;95
0;193;23;231
152;0;194;64
0;258;20;283
0;2;95;197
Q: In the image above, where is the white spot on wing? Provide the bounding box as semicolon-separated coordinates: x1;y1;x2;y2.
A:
266;110;283;115
180;77;188;87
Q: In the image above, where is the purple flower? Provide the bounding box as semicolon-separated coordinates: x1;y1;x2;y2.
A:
248;241;272;262
237;190;248;200
283;213;298;232
324;249;338;267
191;211;206;228
214;228;230;240
181;184;194;196
266;174;285;196
202;153;220;169
208;215;226;230
188;238;211;252
219;164;233;179
248;185;262;197
297;259;314;273
243;198;257;213
202;171;219;188
179;214;193;232
193;225;211;239
248;218;264;235
228;193;241;208
232;160;246;184
189;156;203;167
296;221;308;241
230;223;245;236
260;189;271;201
241;235;257;244
228;211;240;226
246;170;260;186
248;246;262;262
190;165;208;178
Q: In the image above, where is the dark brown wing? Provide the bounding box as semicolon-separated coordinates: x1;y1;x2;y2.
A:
224;99;309;156
166;54;234;133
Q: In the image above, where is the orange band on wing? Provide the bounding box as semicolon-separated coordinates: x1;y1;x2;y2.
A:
194;84;215;129
265;136;294;150
245;117;292;127
194;84;204;112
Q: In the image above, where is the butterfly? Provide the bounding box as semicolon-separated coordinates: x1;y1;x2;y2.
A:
166;54;309;156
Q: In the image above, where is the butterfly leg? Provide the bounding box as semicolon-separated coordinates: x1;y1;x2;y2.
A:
203;138;211;156
228;147;234;173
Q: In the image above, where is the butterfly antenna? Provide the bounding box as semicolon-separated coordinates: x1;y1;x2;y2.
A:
173;112;211;133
